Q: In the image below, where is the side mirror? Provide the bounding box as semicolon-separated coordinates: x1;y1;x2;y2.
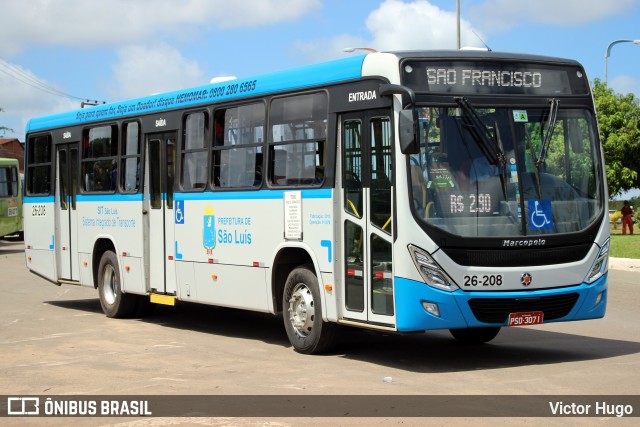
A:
399;109;419;154
379;84;419;155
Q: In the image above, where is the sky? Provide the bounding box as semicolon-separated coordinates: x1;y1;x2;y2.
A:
1;0;639;145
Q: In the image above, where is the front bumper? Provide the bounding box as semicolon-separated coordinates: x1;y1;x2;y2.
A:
394;273;608;332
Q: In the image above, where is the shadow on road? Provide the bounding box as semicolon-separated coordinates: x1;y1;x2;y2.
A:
46;297;640;374
332;326;640;373
0;238;25;255
47;298;290;348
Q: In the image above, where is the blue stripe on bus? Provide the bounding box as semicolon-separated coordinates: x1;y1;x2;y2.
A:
26;55;366;132
26;189;331;204
76;194;144;202
24;196;55;203
175;188;332;201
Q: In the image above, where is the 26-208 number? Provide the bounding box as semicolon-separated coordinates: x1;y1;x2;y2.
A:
463;274;503;287
31;204;46;216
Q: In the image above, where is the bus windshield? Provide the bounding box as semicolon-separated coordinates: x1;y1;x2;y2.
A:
409;104;604;237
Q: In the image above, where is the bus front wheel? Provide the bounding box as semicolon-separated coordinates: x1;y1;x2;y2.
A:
282;265;337;354
97;250;136;318
449;327;501;344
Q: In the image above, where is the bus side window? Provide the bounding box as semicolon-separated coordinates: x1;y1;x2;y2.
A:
268;92;327;187
212;103;265;189
121;122;141;192
26;134;52;195
81;125;117;193
181;112;209;191
10;166;19;196
0;167;8;197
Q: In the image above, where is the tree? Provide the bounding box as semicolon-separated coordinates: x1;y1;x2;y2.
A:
0;107;14;135
592;79;640;198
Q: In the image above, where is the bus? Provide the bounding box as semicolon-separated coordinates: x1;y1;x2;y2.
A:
23;50;609;354
0;157;22;239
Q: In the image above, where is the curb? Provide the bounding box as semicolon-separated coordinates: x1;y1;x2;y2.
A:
609;257;640;272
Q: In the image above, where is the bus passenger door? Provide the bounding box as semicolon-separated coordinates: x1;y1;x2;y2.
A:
55;143;79;281
145;132;177;296
340;111;395;326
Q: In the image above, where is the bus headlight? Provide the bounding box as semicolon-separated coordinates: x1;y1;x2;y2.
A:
585;239;609;284
408;245;459;292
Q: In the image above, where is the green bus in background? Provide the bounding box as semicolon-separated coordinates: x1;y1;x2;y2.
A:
0;158;23;239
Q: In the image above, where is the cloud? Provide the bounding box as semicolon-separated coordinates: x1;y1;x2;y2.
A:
469;0;638;32
291;34;370;63
110;43;206;99
366;0;484;51
610;75;640;97
293;0;484;63
0;0;321;56
1;0;322;134
0;61;77;139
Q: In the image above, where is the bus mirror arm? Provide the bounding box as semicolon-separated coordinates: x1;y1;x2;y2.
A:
379;84;415;108
379;84;419;155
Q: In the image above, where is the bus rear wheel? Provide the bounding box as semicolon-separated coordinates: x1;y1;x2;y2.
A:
449;327;501;344
283;265;336;354
97;250;136;318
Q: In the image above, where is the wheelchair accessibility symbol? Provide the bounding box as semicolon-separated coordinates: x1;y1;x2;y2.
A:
175;200;184;224
528;199;553;231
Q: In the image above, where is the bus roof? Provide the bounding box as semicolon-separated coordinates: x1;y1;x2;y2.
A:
25;54;368;134
0;157;19;165
390;49;583;67
25;49;584;134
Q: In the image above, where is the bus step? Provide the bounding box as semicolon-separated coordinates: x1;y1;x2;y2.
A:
150;294;175;306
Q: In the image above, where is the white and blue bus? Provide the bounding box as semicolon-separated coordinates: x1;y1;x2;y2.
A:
24;50;609;353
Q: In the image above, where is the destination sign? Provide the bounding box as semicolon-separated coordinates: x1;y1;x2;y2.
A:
401;60;590;96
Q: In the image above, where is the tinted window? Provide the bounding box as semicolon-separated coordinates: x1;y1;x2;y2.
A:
81;125;117;192
268;93;327;186
26;135;52;195
121;122;141;192
212;103;264;188
181;112;209;190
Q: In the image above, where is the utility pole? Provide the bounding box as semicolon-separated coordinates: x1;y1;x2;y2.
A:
456;0;461;49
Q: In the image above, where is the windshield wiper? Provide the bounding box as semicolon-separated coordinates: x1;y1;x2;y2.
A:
526;98;559;200
455;97;507;197
455;97;506;168
493;121;509;200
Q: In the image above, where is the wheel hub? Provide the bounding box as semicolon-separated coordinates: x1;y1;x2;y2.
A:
288;283;314;337
102;264;117;305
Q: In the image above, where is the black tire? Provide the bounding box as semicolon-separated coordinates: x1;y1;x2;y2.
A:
449;327;501;344
97;250;136;318
283;265;337;354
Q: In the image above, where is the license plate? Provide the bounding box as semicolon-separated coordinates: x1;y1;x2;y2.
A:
508;311;544;327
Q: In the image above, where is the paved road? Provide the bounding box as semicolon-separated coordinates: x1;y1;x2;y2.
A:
1;238;638;426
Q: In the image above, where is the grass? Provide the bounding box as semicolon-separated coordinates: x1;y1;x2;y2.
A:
610;226;640;259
